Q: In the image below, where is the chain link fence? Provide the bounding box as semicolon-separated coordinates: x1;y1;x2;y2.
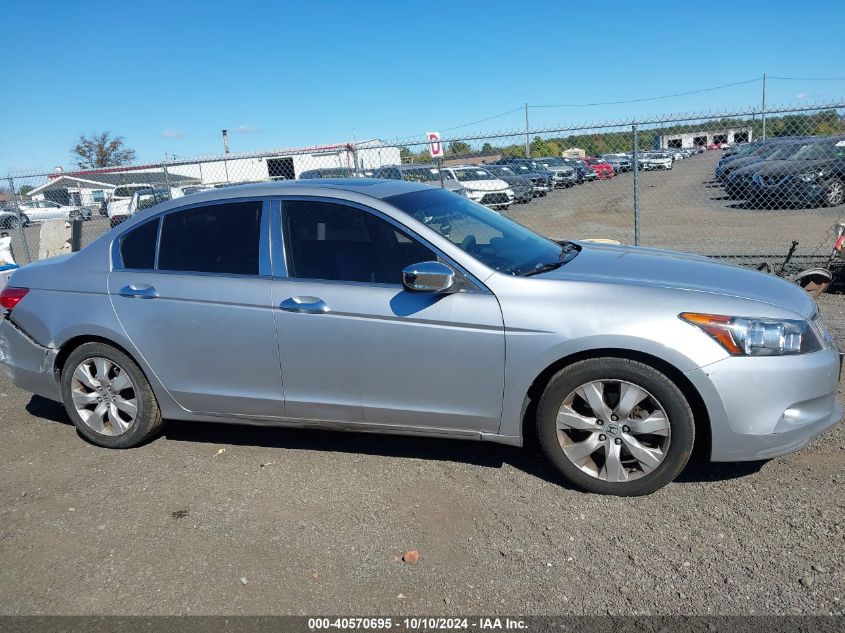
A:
2;102;843;270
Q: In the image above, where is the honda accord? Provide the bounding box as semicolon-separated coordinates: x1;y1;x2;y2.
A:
0;180;841;495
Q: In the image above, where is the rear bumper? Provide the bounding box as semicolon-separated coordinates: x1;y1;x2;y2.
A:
0;318;61;401
686;347;843;462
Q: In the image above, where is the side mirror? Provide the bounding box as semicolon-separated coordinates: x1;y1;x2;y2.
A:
402;261;455;293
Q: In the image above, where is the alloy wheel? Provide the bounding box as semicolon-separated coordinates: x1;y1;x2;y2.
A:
70;357;138;436
556;379;671;482
826;181;844;206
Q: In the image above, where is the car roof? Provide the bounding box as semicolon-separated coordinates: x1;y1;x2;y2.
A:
137;178;436;213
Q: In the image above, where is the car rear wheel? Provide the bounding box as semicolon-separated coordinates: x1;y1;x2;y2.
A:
536;357;695;496
4;216;19;229
823;178;844;207
61;342;164;448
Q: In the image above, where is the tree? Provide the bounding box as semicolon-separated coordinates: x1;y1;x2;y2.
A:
481;142;495;155
399;146;414;163
447;141;472;156
18;185;34;197
71;132;136;169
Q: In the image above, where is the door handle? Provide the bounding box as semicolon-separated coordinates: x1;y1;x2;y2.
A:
279;296;329;314
118;284;158;299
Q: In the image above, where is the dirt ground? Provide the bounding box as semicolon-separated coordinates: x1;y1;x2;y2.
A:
0;294;843;616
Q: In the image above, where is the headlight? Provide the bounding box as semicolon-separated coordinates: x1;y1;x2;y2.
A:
798;170;825;183
680;312;822;356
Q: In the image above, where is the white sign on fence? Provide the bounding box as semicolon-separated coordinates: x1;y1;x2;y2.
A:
427;132;443;159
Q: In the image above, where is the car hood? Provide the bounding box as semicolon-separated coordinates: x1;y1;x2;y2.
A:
460;178;509;191
753;159;838;178
540;242;815;317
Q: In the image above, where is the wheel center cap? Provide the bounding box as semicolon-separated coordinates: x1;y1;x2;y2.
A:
606;424;620;436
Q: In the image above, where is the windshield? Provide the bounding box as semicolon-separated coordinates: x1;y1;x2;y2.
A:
451;168;494;182
385;188;564;276
765;143;812;160
114;185;153;198
538;157;565;166
789;141;845;161
491;166;514;176
510;163;532;173
402;168;441;182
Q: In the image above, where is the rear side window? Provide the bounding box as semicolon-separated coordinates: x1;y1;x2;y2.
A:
119;218;159;269
157;201;262;275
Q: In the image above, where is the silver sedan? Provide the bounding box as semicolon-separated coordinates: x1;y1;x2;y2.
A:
0;180;841;495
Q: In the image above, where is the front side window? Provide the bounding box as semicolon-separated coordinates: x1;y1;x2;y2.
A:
158;201;262;275
283;200;436;284
119;218;160;269
386;188;563;276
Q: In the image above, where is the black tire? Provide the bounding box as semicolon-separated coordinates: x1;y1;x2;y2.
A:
536;357;695;496
20;214;30;227
822;178;844;208
60;342;164;448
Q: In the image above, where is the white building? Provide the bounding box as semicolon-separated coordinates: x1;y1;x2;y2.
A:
26;139;402;205
654;127;753;149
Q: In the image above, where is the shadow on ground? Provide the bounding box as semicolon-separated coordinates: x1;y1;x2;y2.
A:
27;394;768;490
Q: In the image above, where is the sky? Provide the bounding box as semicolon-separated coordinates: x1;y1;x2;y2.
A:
3;0;845;175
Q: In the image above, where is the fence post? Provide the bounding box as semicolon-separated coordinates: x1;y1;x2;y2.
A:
162;160;172;195
632;123;641;246
7;176;32;263
69;218;83;252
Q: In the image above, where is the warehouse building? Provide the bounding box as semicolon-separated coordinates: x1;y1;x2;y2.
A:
653;127;752;149
25;139;401;206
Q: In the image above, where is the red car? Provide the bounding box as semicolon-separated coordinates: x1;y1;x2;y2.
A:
581;157;615;180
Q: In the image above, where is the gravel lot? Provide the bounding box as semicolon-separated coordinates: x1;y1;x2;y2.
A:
0;293;843;616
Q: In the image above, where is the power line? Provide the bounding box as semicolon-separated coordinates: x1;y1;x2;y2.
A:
439;107;524;132
530;78;762;108
768;76;845;81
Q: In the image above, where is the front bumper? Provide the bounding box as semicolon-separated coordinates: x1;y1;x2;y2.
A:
0;318;61;401
748;180;825;207
550;172;578;187
686;347;843;461
467;189;515;208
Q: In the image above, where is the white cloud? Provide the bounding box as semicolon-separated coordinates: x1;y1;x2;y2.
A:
795;92;809;100
160;129;184;138
235;125;259;134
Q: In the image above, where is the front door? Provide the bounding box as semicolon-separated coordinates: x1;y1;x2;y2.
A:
271;198;505;433
108;199;284;417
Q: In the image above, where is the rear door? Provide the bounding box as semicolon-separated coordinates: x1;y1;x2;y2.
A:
108;198;284;417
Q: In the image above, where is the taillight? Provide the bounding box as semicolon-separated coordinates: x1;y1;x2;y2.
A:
0;287;28;310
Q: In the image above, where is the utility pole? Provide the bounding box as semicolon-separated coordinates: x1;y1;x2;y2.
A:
221;129;230;182
761;73;767;141
524;103;530;158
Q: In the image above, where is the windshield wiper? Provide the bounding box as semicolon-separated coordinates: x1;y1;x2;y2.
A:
522;261;565;276
521;241;580;276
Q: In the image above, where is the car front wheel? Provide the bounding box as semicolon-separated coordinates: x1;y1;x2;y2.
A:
536;357;695;496
823;178;844;207
61;342;164;448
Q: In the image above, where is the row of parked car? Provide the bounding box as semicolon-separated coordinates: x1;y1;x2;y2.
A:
714;136;845;208
298;150;699;211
